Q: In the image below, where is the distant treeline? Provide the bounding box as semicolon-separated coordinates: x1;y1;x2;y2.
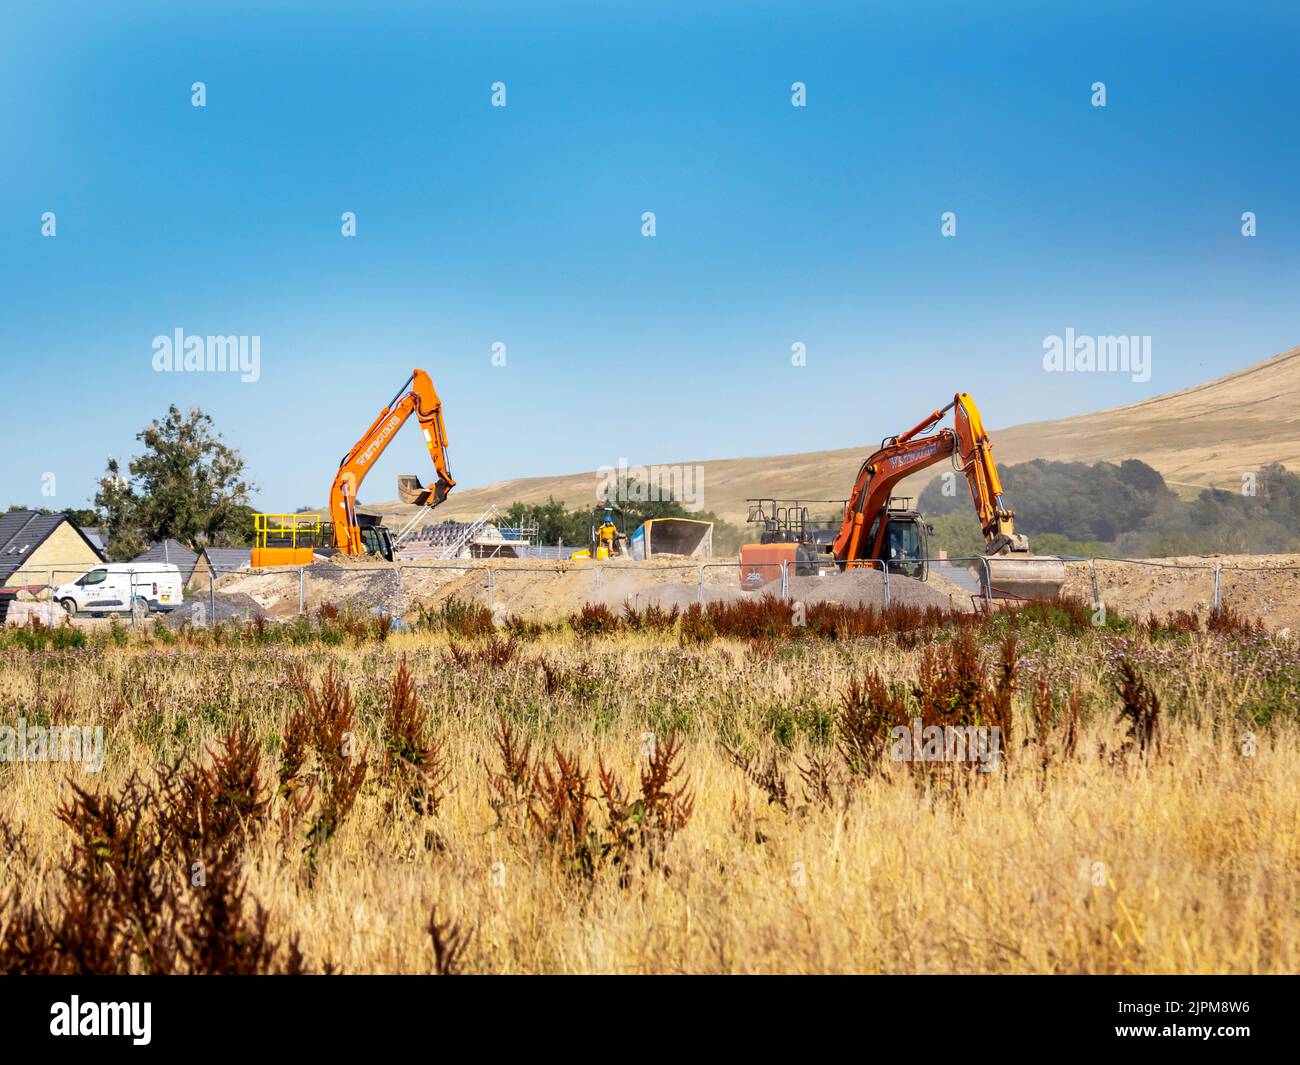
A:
920;458;1300;558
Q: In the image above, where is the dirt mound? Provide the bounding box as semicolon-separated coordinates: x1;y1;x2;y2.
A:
786;568;955;611
212;555;985;622
439;558;743;616
219;551;1300;630
1062;554;1300;631
216;561;471;620
217;557;728;620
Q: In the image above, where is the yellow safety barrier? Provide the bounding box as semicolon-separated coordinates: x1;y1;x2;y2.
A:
251;513;329;568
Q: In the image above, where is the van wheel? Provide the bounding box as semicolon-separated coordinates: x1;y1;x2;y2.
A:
60;598;77;617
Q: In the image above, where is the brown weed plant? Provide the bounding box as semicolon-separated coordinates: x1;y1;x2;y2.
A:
0;728;308;975
290;666;369;874
383;657;450;816
1113;659;1163;759
489;719;694;880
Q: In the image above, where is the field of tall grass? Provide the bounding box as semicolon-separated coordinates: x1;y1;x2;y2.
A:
1;596;1296;974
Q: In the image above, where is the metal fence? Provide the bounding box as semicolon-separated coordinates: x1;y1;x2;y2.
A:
204;555;1300;618
7;553;1300;628
184;555;1280;620
4;566;187;628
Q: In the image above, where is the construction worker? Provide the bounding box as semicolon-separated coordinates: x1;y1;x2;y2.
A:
596;507;622;558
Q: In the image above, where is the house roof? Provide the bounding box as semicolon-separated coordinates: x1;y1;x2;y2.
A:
0;511;107;584
81;526;106;551
201;547;252;573
131;539;200;580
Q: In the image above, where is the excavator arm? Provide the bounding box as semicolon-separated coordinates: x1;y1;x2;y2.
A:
950;392;1025;552
329;369;455;554
831;427;957;560
832;393;1021;560
826;392;1063;598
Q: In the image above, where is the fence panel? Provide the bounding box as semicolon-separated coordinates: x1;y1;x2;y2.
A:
473;563;596;619
1081;558;1218;622
1217;562;1300;626
15;553;1291;633
301;563;403;620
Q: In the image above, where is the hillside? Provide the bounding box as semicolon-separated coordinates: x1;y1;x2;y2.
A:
352;345;1300;528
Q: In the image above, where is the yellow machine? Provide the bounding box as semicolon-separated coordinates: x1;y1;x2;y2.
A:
569;505;627;561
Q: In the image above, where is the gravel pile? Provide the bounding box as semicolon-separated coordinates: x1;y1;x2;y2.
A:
159;594;274;627
784;567;954;610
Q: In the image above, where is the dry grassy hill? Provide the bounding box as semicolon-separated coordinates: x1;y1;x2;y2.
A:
352;345;1300;528
988;345;1300;495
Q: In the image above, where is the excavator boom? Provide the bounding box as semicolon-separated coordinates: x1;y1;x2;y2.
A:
742;392;1065;600
329;369;455;555
833;392;1063;598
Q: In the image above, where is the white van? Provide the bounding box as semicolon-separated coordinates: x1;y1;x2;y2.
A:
54;563;183;617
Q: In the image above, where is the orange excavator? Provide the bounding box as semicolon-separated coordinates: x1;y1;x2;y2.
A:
251;369;454;567
330;368;455;557
738;392;1066;600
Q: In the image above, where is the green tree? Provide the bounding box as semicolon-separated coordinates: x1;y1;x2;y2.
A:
94;406;256;558
6;503;99;526
499;497;590;547
920;457;1300;558
924;513;987;559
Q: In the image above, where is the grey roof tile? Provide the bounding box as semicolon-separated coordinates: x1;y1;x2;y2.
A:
131;539;199;580
0;511;104;583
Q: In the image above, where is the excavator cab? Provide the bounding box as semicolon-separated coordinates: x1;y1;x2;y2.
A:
355;514;395;562
839;500;930;580
879;498;930;580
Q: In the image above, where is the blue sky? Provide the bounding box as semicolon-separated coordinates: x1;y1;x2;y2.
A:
3;1;1298;512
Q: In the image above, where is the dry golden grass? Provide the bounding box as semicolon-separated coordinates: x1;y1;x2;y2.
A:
1;607;1297;974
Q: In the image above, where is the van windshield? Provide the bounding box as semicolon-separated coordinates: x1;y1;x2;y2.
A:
78;569;107;586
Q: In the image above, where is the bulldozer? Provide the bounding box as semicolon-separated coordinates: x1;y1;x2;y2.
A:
251;369;455;567
738;392;1066;600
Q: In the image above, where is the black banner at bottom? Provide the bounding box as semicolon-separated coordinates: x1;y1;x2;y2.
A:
0;974;1290;1053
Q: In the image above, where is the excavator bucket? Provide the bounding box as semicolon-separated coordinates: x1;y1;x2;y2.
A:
397;474;434;506
397;473;452;509
979;551;1067;601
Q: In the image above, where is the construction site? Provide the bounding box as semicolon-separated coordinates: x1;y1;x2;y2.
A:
0;372;1065;624
11;2;1300;1033
7;352;1300;632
